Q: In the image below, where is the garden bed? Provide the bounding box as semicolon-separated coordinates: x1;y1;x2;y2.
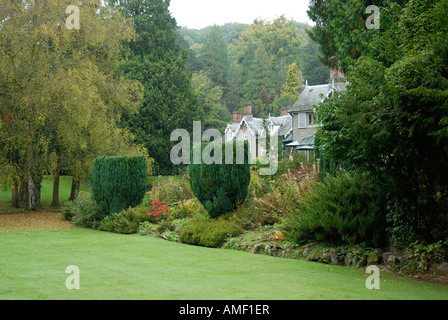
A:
59;166;448;285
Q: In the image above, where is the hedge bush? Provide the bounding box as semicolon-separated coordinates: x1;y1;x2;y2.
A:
189;140;250;218
287;172;387;247
91;155;148;215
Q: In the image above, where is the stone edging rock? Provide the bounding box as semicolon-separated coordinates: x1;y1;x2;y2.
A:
222;238;448;277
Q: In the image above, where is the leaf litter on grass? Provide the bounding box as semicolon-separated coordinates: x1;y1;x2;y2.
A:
0;210;76;231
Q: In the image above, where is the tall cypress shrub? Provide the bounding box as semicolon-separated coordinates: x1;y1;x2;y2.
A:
189;140;250;218
91;155;148;215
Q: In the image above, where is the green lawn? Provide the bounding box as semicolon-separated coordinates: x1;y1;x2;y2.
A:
1;228;448;300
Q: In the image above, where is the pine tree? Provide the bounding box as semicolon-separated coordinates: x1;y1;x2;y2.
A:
243;42;276;104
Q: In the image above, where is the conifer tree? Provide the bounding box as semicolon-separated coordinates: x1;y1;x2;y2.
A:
113;0;202;175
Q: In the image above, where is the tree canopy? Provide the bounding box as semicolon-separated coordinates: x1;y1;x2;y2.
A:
180;17;330;118
0;0;150;209
313;0;448;243
113;0;202;175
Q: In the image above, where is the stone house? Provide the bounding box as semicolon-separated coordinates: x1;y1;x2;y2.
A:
224;103;292;160
287;68;346;151
224;68;345;158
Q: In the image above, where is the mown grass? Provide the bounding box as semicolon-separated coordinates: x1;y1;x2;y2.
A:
1;228;448;300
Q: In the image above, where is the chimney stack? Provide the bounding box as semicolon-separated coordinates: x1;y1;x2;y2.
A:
232;111;242;123
297;84;305;98
243;103;253;115
281;107;291;117
243;103;253;121
330;65;346;89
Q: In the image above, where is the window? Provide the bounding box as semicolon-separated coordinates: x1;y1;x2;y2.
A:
308;113;317;126
298;113;306;128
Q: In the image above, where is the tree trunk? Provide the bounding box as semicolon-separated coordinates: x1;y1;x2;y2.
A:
69;175;80;201
51;172;60;207
27;175;41;210
24;138;42;210
11;180;20;208
337;162;344;174
18;177;28;204
51;153;61;207
11;149;20;208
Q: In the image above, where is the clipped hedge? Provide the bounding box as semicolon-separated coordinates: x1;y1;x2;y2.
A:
91;155;148;215
189;140;250;218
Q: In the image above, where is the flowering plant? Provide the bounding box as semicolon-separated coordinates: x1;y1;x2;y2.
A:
147;200;171;221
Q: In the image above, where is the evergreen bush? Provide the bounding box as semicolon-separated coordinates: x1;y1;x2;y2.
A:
99;207;141;234
91;155;148;215
99;204;154;235
287;172;387;247
189;140;250;218
179;216;243;248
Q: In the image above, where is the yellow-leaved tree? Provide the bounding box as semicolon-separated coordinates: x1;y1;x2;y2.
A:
0;0;150;209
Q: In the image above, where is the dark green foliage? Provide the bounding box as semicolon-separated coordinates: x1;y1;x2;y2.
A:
179;216;243;248
307;0;408;70
312;0;448;244
112;0;202;175
287;172;387;247
91;155;148;215
180;20;329;116
62;192;105;229
189;140;250;218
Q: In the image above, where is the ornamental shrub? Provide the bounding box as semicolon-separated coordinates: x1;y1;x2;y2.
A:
179;216;243;248
99;207;142;234
189;140;250;218
287;172;387;247
99;204;154;234
62;191;104;229
91;155;148;215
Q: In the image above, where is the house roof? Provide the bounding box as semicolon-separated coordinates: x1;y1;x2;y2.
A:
270;115;289;126
225;114;292;142
286;135;315;147
290;84;334;113
278;116;292;137
225;123;239;133
241;115;291;137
